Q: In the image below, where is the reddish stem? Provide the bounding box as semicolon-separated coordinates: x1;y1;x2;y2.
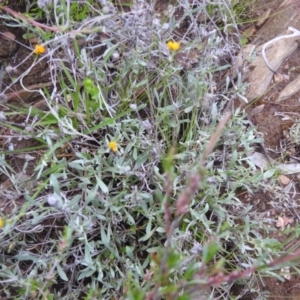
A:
1;6;62;32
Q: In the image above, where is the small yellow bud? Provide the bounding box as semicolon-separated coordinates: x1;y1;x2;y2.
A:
167;41;180;51
108;141;118;153
33;44;46;55
0;217;4;228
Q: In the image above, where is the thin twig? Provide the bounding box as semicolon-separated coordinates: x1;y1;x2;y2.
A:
204;247;300;286
1;6;62;32
261;27;300;74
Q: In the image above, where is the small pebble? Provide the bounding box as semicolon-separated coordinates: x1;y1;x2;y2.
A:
278;174;290;185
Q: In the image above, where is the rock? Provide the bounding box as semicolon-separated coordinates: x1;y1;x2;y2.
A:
276;74;300;102
245;32;298;101
278;175;291;185
0;31;17;57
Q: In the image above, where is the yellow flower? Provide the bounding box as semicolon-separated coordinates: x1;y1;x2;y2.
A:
33;44;46;55
167;41;180;51
0;217;4;228
108;141;118;153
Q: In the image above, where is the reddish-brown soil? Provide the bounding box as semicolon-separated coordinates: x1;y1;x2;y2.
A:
246;37;300;151
238;1;300;298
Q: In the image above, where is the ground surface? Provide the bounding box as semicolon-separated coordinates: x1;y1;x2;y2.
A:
2;0;300;299
237;0;300;298
235;0;300;298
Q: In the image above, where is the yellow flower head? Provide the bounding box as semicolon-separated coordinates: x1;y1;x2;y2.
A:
167;41;180;51
108;141;118;153
33;44;46;55
0;217;4;228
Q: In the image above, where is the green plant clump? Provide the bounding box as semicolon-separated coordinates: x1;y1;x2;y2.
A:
0;0;296;299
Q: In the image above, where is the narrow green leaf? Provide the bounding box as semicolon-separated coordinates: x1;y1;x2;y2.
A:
96;177;109;194
202;240;219;264
57;263;68;281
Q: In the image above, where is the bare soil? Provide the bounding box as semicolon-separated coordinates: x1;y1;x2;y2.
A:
234;0;300;298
